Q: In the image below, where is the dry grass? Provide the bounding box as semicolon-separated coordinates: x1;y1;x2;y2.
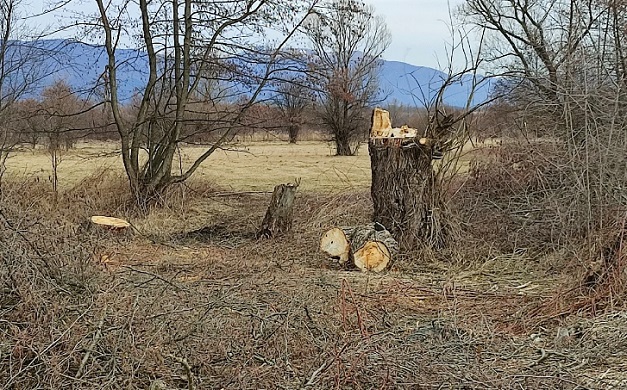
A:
1;140;626;389
5;140;484;193
5;141;372;192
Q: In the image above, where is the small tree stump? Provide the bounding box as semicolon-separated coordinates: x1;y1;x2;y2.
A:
90;216;131;231
257;181;299;238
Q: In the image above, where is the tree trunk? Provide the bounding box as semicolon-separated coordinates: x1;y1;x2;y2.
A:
257;181;299;238
288;124;299;144
369;138;447;251
334;129;356;156
335;138;355;156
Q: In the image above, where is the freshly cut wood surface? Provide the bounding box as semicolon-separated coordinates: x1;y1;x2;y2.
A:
370;107;419;139
350;223;398;272
353;241;391;272
371;107;393;137
320;223;399;272
90;216;131;229
319;227;352;265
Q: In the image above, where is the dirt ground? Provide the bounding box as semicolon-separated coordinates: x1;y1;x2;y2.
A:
1;141;626;389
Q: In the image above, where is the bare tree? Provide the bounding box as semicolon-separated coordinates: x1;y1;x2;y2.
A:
0;0;58;190
460;0;627;248
461;0;601;136
92;0;319;206
305;0;390;156
273;75;314;143
37;80;92;202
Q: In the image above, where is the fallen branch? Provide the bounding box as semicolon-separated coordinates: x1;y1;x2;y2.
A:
75;305;107;379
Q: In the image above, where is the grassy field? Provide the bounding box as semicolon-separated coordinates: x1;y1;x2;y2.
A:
1;140;625;389
5;139;484;192
5;141;373;192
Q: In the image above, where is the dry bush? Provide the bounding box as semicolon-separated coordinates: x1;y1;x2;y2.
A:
521;215;627;327
455;135;627;328
0;183;103;388
62;167;219;225
455;141;599;256
62;168;134;218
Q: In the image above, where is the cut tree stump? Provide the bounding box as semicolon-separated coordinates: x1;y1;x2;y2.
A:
369;108;447;250
257;181;300;239
319;223;398;272
90;216;131;231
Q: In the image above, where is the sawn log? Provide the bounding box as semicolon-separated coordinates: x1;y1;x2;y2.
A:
320;223;399;272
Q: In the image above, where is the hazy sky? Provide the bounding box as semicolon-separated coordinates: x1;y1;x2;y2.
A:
369;0;466;68
25;0;466;69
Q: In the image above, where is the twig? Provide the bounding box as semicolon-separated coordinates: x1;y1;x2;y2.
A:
166;354;194;390
511;374;588;388
4;304;94;388
343;279;369;339
303;344;350;388
122;265;184;291
528;348;572;368
528;348;548;367
304;360;330;387
75;305;107;379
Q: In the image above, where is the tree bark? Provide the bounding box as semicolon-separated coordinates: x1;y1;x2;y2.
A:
369;138;447;250
288;124;299;144
257;182;299;238
335;132;356;156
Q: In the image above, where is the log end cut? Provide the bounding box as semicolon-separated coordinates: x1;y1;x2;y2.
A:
319;227;351;264
90;216;131;230
353;241;392;273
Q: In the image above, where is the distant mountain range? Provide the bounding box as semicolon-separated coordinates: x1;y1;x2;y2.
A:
5;39;491;108
379;60;492;107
